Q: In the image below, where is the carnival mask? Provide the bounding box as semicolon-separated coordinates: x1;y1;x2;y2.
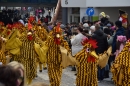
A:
27;32;33;41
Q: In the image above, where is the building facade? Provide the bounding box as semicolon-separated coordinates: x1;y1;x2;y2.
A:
61;0;130;24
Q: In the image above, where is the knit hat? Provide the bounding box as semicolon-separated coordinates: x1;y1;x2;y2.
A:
90;26;95;31
99;12;106;17
83;23;89;28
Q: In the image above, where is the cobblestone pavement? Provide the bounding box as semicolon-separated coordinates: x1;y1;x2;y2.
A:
31;67;115;86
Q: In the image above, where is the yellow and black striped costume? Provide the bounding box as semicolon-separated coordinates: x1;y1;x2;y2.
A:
111;41;130;86
10;34;42;84
35;26;48;71
46;36;70;86
75;43;98;86
0;50;6;65
0;39;6;65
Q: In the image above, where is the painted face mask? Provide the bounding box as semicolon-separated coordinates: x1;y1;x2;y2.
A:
54;23;62;45
27;35;33;41
27;32;33;41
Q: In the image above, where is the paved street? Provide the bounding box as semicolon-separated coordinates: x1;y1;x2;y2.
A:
31;67;115;86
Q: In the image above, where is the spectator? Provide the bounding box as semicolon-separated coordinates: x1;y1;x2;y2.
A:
92;23;108;82
0;65;20;86
103;27;113;46
71;27;87;71
89;25;96;36
83;23;89;30
111;20;124;59
8;61;25;86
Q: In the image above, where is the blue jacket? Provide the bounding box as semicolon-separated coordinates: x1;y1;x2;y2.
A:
112;27;124;53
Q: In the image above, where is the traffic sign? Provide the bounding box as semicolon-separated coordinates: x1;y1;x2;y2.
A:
86;8;94;16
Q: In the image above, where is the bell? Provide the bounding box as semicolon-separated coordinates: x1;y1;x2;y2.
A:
38;26;41;29
56;34;60;38
90;51;99;60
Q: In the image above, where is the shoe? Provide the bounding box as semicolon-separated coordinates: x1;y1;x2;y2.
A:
39;70;42;72
104;71;109;78
43;67;47;70
104;76;109;78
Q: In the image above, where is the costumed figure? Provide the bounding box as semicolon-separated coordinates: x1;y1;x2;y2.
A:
118;9;129;39
0;21;6;36
35;23;48;72
99;12;110;26
111;39;130;86
74;37;112;86
119;9;128;29
45;23;70;86
5;22;45;85
5;23;25;63
75;38;99;86
0;36;6;65
5;24;13;39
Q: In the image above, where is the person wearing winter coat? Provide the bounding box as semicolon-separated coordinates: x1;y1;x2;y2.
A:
92;23;108;82
111;21;124;58
71;27;86;71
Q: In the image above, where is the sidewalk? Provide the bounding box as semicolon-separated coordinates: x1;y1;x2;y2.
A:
31;67;115;86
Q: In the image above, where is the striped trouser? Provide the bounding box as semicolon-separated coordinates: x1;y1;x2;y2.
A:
47;63;62;86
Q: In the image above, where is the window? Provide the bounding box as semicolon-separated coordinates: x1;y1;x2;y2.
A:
72;8;80;14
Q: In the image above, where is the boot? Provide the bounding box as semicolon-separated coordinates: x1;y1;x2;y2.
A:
39;70;42;72
71;66;76;71
104;71;109;78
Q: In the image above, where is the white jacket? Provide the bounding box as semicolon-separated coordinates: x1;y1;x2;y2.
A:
71;33;85;56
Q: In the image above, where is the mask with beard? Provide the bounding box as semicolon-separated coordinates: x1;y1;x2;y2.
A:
54;34;61;45
27;35;33;41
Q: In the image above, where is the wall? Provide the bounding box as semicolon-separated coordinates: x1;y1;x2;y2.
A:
61;0;86;7
80;7;130;23
86;0;130;7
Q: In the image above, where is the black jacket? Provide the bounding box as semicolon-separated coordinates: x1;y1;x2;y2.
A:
101;17;109;26
92;29;108;54
112;27;124;53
